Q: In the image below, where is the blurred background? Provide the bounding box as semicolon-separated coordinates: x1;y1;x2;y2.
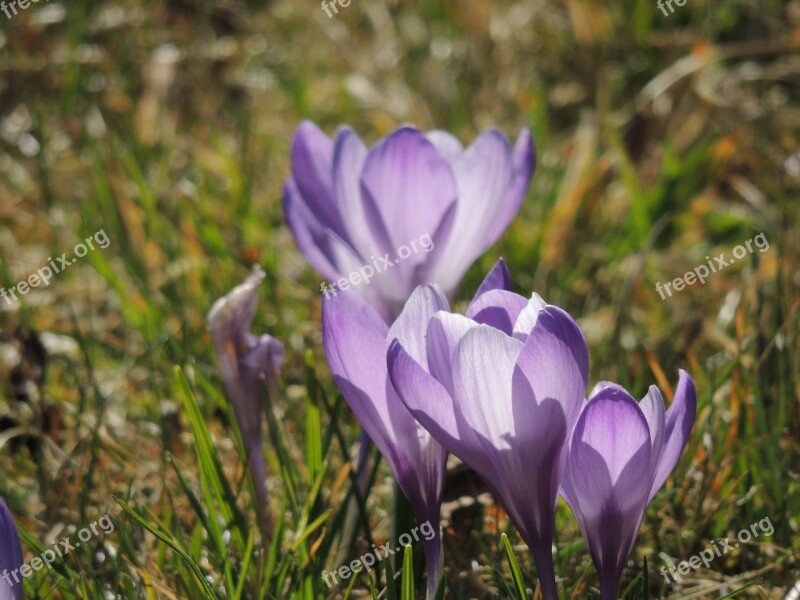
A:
0;0;798;597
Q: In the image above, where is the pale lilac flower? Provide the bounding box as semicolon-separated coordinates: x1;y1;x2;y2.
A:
322;286;448;599
561;373;696;599
208;266;284;533
285;122;535;321
387;260;588;600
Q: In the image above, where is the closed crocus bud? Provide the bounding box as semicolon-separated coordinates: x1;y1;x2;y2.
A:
561;372;696;599
323;286;448;599
285;122;535;322
0;498;23;600
388;260;588;600
207;266;284;534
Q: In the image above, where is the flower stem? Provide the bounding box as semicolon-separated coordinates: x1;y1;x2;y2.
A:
531;545;559;600
600;573;620;600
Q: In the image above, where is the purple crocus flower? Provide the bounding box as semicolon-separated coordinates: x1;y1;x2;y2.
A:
387;260;588;600
285;121;535;322
560;373;696;599
322;286;448;599
0;498;23;600
208;266;284;534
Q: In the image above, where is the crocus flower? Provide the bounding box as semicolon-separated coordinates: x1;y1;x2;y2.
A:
0;498;23;600
387;260;588;600
322;286;448;599
285;121;535;322
208;266;284;534
560;373;696;599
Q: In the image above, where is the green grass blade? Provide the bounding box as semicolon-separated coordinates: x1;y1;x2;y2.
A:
501;533;528;600
115;497;217;599
174;366;247;545
401;545;414;600
305;350;323;482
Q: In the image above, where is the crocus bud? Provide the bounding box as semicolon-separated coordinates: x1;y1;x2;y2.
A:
561;372;696;599
208;266;284;534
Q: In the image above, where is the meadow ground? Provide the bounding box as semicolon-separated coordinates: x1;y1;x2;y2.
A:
0;0;798;598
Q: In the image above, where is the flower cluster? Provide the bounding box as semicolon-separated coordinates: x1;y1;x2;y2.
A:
202;122;696;599
326;258;696;599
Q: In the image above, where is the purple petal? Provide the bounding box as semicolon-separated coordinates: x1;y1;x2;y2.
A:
649;370;696;502
388;340;491;478
322;290;443;489
589;381;628;399
570;388;651;486
387;285;449;365
291;121;346;240
470;257;512;304
638;385;666;466
487;129;536;242
360;127;458;258
508;370;569;564
332;127;373;254
451;325;523;452
322;289;397;454
511;293;547;341
425;312;478;396
284;178;352;283
388;340;458;443
465;289;529;335
427;130;514;293
0;499;23;600
207;268;285;384
449;322;564;591
448;325;549;529
513;305;588;425
504;305;588;549
207;266;263;332
244;333;284;372
360;127;459;310
426;130;463;164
